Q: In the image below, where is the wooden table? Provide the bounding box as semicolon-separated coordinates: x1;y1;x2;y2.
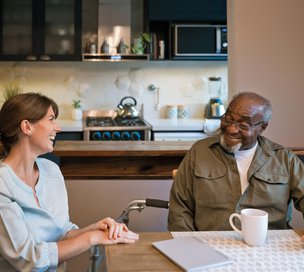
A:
104;230;304;272
104;232;180;272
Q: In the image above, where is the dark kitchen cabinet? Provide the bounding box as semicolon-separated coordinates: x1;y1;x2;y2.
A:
39;131;83;165
147;0;227;22
0;0;82;61
145;0;227;61
56;131;83;141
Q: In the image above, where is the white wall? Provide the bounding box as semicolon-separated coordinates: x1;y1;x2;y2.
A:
228;0;304;147
65;179;173;232
65;178;173;271
0;61;227;120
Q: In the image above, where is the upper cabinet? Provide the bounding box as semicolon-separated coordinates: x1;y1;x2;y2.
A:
82;0;149;62
0;0;82;61
147;0;227;22
145;0;227;61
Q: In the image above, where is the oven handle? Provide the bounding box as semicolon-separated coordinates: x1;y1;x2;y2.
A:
153;131;207;141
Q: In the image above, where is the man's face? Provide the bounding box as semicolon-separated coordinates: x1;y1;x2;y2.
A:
219;97;266;152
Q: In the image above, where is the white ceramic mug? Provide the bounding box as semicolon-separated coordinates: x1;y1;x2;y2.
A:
229;208;268;246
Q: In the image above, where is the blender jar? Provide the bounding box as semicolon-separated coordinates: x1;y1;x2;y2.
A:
208;77;222;97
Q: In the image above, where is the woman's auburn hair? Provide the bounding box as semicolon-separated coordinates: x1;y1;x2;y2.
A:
0;92;58;158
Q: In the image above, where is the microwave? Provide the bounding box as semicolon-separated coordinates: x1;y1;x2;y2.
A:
173;24;228;59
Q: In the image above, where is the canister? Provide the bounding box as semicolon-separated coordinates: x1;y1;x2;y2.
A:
178;105;189;119
166;105;177;119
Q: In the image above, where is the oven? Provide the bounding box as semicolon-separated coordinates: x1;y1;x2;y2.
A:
83;110;152;141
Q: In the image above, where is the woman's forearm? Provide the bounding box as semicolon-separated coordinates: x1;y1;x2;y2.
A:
64;223;96;239
57;231;94;263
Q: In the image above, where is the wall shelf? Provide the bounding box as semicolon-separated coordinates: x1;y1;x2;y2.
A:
82;53;149;62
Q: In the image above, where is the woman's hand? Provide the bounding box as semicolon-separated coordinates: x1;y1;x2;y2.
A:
92;217;130;239
91;229;139;246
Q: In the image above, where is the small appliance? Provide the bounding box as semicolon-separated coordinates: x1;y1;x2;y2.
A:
205;98;225;119
205;76;225;119
172;24;227;59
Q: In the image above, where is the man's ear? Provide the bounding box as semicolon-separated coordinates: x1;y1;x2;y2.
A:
20;120;32;136
259;122;268;134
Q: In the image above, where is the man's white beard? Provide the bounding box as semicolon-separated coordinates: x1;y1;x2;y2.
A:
220;135;242;153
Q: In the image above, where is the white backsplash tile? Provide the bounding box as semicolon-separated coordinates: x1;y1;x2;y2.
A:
0;61;227;120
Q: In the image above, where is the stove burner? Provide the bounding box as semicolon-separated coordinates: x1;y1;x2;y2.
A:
86;117;115;127
86;116;147;127
115;117;146;127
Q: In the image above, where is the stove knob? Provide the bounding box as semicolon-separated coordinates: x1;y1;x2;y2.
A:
121;131;131;140
131;131;141;141
112;131;121;140
91;131;101;140
101;132;111;141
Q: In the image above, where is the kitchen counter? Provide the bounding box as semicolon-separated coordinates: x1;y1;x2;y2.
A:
57;118;208;132
56;118;221;134
148;118;205;131
57;119;83;132
53;140;193;179
53;140;192;156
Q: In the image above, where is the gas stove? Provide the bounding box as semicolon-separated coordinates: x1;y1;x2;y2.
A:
83;110;152;141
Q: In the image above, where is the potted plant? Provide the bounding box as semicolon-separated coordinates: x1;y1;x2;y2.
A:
71;99;83;121
2;83;22;101
131;33;150;54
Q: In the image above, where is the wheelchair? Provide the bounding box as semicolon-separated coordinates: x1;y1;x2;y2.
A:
87;198;170;272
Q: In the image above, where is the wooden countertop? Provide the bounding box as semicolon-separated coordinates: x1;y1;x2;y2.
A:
53;140;194;157
53;141;194;179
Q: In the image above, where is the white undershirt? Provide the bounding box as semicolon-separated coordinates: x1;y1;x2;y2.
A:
234;142;258;194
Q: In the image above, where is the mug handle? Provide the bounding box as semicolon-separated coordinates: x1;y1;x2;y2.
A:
229;213;242;235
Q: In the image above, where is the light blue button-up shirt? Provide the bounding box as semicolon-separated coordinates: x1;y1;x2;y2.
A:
0;158;78;271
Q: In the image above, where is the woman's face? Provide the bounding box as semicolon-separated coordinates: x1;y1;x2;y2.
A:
30;106;61;155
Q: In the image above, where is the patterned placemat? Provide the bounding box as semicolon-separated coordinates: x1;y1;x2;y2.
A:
171;230;304;271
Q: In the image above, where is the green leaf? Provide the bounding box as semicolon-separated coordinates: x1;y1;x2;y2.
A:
72;99;81;109
2;83;22;101
141;33;151;43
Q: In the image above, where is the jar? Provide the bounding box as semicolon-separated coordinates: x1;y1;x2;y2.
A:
166;105;177;119
178;105;189;119
89;43;97;54
208;77;222;97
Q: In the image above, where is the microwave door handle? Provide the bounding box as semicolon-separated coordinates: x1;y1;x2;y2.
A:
216;27;221;54
174;25;179;56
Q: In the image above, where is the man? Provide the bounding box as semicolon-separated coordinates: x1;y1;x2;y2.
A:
168;92;304;231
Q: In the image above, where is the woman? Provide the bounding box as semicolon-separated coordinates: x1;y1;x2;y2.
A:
0;92;139;271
